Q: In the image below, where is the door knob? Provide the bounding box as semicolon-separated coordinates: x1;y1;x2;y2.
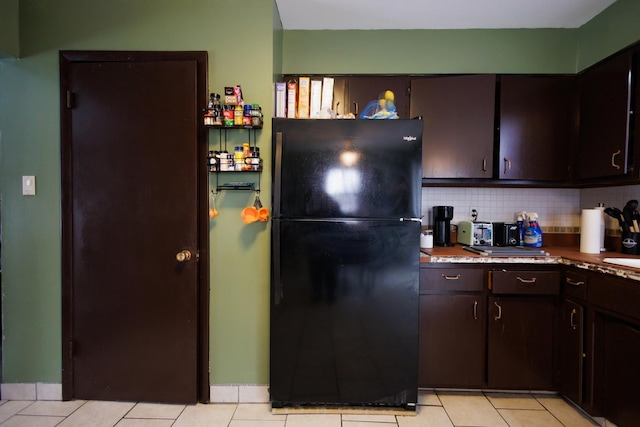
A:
176;250;192;262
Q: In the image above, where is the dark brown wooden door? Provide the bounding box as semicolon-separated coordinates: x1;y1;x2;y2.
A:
410;75;496;178
60;52;208;403
576;50;632;180
419;294;485;388
488;297;555;389
499;75;576;182
557;299;584;404
593;315;640;426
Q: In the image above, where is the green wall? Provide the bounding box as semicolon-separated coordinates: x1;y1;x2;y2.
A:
577;0;640;70
1;0;640;388
281;0;640;75
0;0;19;58
0;0;276;385
283;29;578;75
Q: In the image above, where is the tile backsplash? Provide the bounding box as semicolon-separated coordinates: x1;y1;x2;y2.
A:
421;184;640;233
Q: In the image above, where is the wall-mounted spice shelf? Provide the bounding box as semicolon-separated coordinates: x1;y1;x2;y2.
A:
208;126;262;192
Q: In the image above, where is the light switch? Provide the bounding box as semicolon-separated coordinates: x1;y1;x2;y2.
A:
22;175;36;195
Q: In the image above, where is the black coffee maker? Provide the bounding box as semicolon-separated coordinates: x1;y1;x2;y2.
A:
433;206;454;246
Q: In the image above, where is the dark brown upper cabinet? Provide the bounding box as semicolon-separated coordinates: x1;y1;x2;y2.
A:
410;75;496;179
576;50;634;181
498;75;576;182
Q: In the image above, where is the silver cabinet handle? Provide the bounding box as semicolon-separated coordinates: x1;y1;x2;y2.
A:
441;274;460;280
473;301;478;320
494;301;502;321
612;149;621;170
516;276;536;284
482;157;488;172
570;308;578;330
565;278;585;287
503;157;512;175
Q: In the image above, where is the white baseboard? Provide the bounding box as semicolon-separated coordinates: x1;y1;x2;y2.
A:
209;384;269;403
1;382;269;404
1;383;62;401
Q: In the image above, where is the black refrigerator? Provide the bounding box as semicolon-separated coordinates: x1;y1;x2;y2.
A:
270;118;422;410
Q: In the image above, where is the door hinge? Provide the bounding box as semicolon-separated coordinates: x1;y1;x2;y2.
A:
66;91;74;109
69;340;75;357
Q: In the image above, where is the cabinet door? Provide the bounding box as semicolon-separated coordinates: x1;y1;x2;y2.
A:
593;315;640;426
576;51;632;180
419;294;485;388
488;296;555;389
346;76;410;119
410;75;496;178
557;299;583;404
499;75;575;181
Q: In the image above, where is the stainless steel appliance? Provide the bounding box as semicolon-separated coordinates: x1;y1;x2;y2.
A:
270;118;422;410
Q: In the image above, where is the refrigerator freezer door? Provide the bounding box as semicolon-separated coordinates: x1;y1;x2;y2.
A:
273;119;422;219
270;219;419;409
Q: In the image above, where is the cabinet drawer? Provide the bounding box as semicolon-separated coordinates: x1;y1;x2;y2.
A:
589;274;640;322
564;270;587;301
490;270;560;295
421;268;484;292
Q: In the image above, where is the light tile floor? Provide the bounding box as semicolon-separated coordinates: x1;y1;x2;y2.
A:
0;390;603;427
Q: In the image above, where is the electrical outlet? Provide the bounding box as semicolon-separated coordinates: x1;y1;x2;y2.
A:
22;175;36;195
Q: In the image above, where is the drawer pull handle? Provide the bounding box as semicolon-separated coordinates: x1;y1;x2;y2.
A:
494;301;502;321
503;157;512;175
565;278;585;287
570;308;578;330
473;301;478;320
441;274;461;280
611;149;621;170
516;276;537;284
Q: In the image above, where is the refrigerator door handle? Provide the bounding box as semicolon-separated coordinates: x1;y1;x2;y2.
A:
272;220;283;305
401;217;423;223
273;132;283;218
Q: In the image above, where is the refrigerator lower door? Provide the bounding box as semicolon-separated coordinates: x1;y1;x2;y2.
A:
270;219;419;409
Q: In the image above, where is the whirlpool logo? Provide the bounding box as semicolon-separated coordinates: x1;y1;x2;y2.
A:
622;237;638;248
403;136;417;141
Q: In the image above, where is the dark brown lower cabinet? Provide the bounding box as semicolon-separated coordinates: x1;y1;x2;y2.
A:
488;296;555;389
593;315;640;426
557;299;584;404
419;294;485;388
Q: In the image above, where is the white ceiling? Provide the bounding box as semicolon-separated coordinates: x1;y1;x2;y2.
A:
275;0;617;30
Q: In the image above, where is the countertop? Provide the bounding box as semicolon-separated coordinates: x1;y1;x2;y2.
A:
420;244;640;281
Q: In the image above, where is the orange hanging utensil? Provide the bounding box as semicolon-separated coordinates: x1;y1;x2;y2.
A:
209;190;219;218
254;193;270;222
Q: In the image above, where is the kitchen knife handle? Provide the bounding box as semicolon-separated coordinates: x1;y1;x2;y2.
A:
611;149;621;170
494;301;502;321
473;301;478;320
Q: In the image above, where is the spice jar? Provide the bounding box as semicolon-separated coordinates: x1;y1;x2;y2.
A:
234;105;243;126
234;146;244;171
250;104;262;127
223;105;234;127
